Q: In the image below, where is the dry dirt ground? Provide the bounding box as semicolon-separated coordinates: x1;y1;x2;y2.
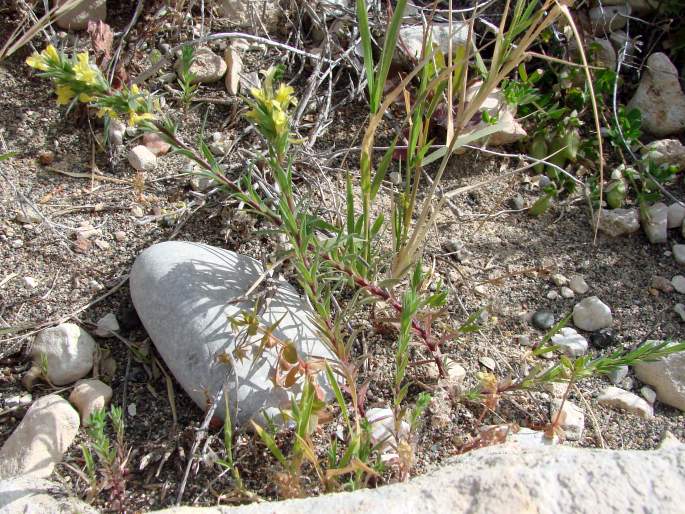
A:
1;3;684;513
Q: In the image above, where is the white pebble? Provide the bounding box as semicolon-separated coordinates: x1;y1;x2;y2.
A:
560;286;575;299
597;386;653;418
673;244;685;266
552;273;568;287
672;275;685;294
551;327;588;357
23;276;38;289
641;386;657;405
573;296;613;332
128;145;157;171
547;290;560;300
127;403;137;417
569;275;589;294
11;239;23;249
667;203;685;229
674;303;685;322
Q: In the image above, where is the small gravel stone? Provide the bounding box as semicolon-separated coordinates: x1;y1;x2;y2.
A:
37;150;55;165
667;203;685;229
128;145;157;171
479;356;497;370
550;399;585;441
94;312;120;337
560;286;575;299
672;275;685;294
546;290;560;300
674;303;685;322
514;335;531;346
3;393;32;409
114;231;126;242
14;206;41;224
532;310;555;330
23;276;37;289
609;365;629;385
551;327;588;357
568;275;589;294
175;47;227;83
143;132;171;156
94;239;110;250
590;328;616;349
389;172;401;185
127;403;137;417
641;386;657;405
573;296;612;332
673;245;685;266
11;239;23;249
131;205;144;217
510;194;525;210
652;275;675;293
597;386;653;418
551;274;568;287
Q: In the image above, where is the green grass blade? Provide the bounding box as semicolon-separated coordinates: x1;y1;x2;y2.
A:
372;0;408;112
325;362;350;429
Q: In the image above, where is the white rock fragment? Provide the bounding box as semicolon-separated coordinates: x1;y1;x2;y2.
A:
0;394;80;479
597;386;653;418
552;273;568;287
672;275;685;294
609;365;629;385
127;403;137;417
508;427;558;447
94;312;120;337
569;275;589;294
634;342;685;411
366;407;409;450
68;379;113;426
15;205;41;224
23;276;37;289
573;296;613;332
667;203;685;229
674;245;685;266
643;139;685;171
595;208;640;237
628;52;685;136
547;290;560;300
175;47;227;83
550;399;585;441
641;202;668;244
128;145;157;171
24;323;96;387
641;386;657;405
560;286;575;299
108;118;126;146
55;0;106;30
551;327;588;357
674;303;685;322
398;23;471;62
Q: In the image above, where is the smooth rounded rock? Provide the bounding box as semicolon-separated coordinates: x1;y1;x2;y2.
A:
551;327;588;357
641;202;668;244
27;323;96;386
175;47;227;83
0;394;80;479
569;275;589;294
589;5;630;34
55;0;106;31
672;275;685;294
573;296;612;332
130;241;338;426
550;399;585;441
128;145;157;172
668;204;685;229
0;476;97;514
68;378;113;426
634;342;685;411
628;52;685;137
532;310;555;330
597;385;653;418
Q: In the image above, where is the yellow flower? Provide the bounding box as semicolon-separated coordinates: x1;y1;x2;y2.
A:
44;45;60;63
73;52;98;86
275;83;295;108
128;111;155;127
78;93;94;103
97;107;117;118
55;85;75;105
130;84;140;95
272;106;287;132
250;87;267;104
26;52;48;70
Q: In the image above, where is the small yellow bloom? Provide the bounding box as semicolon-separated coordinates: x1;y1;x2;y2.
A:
97;107;117;118
74;52;98;86
43;45;60;63
78;93;94;103
128;111;155;127
250;87;267;104
56;85;75;106
26;52;48;71
130;84;140;95
272;107;287;132
275;83;295;108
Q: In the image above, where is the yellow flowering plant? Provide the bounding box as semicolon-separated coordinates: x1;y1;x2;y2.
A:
245;66;298;162
26;45;156;129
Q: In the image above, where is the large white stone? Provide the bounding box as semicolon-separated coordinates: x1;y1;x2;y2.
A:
573;296;612;332
628;53;685;137
68;378;113;426
667;203;685;229
0;476;97;514
55;0;106;31
551;327;588;357
27;323;96;386
150;445;685;514
128;145;157;172
597;385;653;418
642;139;685;171
641;202;668;244
175;47;227;84
595;208;640;237
130;241;338;426
589;5;630;35
398;23;471;62
0;394;80;479
634;342;685;411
